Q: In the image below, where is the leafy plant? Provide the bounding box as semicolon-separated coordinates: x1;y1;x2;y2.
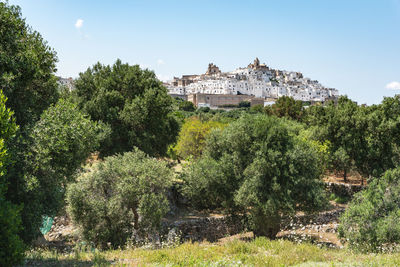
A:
339;167;400;252
183;115;327;238
74;60;179;157
67;148;173;248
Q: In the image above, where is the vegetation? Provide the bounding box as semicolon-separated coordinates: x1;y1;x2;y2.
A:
339;167;400;252
7;99;108;243
178;100;196;112
183;115;327;238
0;2;59;127
174;117;226;159
25;238;400;266
0;91;24;266
67;149;173;248
3;1;400;264
304;95;400;182
74;60;179;157
264;96;304;120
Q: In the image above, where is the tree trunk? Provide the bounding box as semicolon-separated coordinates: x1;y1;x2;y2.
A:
343;169;347;183
133;209;139;230
252;212;281;239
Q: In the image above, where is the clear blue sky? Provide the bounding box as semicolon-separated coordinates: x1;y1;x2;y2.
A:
9;0;400;104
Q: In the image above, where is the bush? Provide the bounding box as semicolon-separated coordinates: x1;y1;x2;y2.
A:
175;117;226;159
339;167;400;252
6;99;109;243
0;199;24;266
178;101;196;112
238;101;250;108
0;90;24;266
182;115;327;238
67;148;173;248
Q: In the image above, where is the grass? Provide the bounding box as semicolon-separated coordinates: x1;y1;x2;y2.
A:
23;237;400;266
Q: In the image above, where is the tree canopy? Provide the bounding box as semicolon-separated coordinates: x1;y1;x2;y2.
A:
183;115;327;238
67;149;173;248
0;2;59;127
74;60;179;156
339;167;400;252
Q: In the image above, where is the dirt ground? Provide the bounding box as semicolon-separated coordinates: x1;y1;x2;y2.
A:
323;171;367;185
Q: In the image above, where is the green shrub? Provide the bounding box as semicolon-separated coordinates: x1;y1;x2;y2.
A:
339;167;400;252
66;148;173;248
0;199;24;266
6;99;109;243
175;117;226;159
238;101;250;108
0;90;24;266
178;101;196;112
183;115;327;238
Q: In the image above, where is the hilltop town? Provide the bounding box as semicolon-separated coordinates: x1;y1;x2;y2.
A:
166;58;339;107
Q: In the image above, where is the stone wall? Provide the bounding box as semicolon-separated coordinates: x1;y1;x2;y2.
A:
325;182;365;198
161;215;247;243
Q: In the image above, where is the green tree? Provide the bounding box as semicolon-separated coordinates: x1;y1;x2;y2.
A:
304;96;400;182
331;147;352;182
178;100;196;112
0;1;62;245
175;117;226;159
0;2;59;127
66;148;173;248
183;115;327;238
339;167;400;252
303;96;366;182
7;100;109;242
264;96;304;121
0;91;24;266
74;60;179;156
238;101;250;108
355;97;400;179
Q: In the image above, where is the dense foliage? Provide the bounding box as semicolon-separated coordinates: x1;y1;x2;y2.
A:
74;60;179;156
0;2;59;127
304;96;400;181
264;96;304;121
6;100;108;242
0;91;24;266
183;115;327;238
67;149;173;248
174;117;226;159
339;167;400;252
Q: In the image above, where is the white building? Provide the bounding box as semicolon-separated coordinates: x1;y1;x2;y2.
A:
167;58;339;102
57;77;75;91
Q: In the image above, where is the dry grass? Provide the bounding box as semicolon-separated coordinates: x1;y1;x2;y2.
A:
24;237;400;266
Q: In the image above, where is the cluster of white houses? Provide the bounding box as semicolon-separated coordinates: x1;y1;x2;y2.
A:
166;58;339;107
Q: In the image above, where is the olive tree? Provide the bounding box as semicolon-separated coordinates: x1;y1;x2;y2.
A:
339;167;400;252
183;115;327;238
67;149;173;248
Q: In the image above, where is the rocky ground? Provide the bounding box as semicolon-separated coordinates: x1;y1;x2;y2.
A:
40;201;346;253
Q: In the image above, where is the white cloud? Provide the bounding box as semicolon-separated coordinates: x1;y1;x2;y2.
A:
157;59;165;66
75;19;84;29
386;81;400;90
